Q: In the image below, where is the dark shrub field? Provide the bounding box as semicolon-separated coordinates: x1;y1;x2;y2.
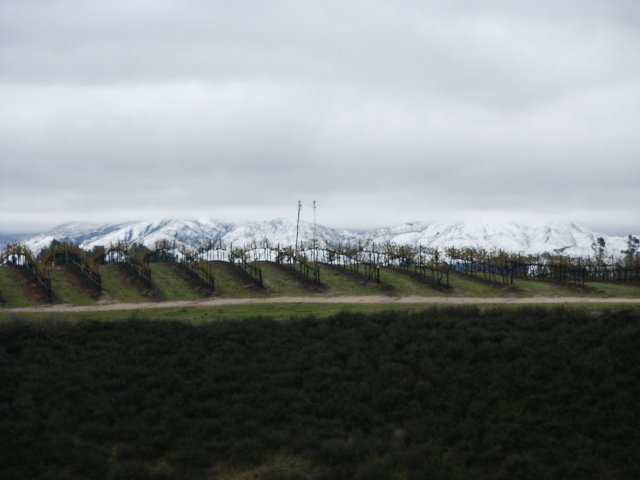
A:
1;307;639;479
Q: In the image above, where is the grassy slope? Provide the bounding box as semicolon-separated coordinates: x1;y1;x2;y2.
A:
99;264;150;303
584;281;640;297
2;260;640;308
207;261;265;298
49;267;96;305
447;272;511;297
148;263;204;301
513;278;590;296
448;273;618;298
2;301;640;325
0;266;44;307
379;268;450;297
0;303;418;323
316;265;384;296
259;262;316;296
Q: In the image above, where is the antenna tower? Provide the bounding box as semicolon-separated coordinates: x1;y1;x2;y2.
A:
313;200;317;262
295;200;302;258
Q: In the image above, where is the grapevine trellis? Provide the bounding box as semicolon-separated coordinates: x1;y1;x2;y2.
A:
321;243;381;283
581;260;640;283
275;244;322;288
40;242;102;295
96;241;153;289
449;257;514;286
447;248;640;287
2;236;637;305
144;240;215;294
178;244;215;294
197;240;263;288
229;247;263;287
144;239;180;263
382;244;450;289
0;243;55;300
509;259;584;286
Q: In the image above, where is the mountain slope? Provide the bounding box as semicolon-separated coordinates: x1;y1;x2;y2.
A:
23;219;234;253
365;221;632;258
15;218;638;258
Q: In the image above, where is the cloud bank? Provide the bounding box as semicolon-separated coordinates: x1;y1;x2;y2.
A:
1;0;639;233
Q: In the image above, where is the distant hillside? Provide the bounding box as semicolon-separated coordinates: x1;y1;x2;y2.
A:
13;218;639;258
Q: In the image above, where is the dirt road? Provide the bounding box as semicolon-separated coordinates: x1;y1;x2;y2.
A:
3;295;640;314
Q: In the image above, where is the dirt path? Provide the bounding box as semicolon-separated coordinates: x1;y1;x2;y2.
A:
3;295;640;313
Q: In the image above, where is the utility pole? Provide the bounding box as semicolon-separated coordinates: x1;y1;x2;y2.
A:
295;200;302;258
313;200;316;263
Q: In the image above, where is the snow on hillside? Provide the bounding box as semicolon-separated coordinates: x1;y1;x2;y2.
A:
23;219;233;254
13;218;638;259
222;218;360;247
364;221;632;258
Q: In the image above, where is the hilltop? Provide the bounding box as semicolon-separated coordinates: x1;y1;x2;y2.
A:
10;218;637;258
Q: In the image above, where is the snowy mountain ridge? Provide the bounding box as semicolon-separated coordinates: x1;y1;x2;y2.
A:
7;218;638;258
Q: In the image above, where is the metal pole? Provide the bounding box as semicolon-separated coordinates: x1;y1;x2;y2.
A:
295;200;302;259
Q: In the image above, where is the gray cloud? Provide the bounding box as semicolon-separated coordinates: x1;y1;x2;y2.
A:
1;0;639;234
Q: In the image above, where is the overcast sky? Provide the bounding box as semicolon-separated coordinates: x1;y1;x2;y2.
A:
1;0;639;234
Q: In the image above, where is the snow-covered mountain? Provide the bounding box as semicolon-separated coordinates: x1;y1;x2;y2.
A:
363;221;634;258
13;218;639;259
21;219;234;254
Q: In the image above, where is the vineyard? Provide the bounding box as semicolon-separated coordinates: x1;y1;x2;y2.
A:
1;238;639;306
